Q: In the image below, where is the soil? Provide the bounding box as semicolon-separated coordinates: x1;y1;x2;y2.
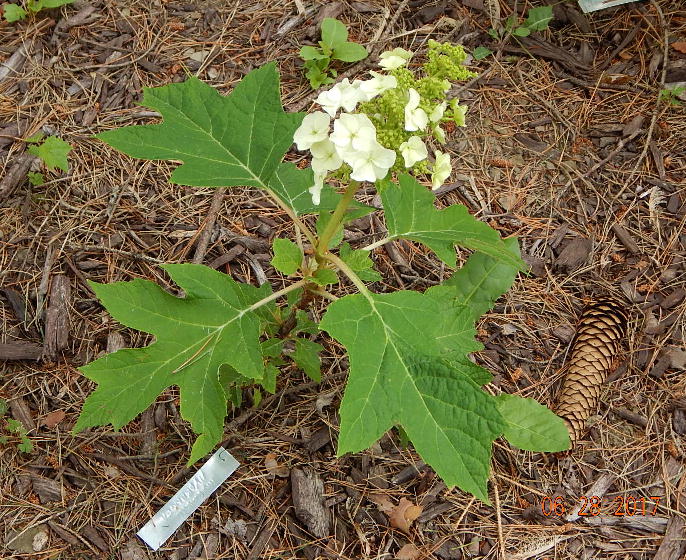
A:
1;0;685;559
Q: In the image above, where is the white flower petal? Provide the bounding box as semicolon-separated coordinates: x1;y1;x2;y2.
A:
293;111;331;150
310;138;342;173
309;171;326;205
404;89;428;131
431;151;451;190
378;47;413;70
429;101;447;122
399;136;428;167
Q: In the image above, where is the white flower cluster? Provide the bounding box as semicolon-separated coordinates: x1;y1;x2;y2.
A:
293;49;454;203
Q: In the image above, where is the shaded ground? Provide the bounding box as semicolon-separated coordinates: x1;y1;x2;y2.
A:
1;0;685;558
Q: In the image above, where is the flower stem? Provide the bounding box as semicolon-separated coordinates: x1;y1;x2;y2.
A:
266;187;317;247
316;180;360;256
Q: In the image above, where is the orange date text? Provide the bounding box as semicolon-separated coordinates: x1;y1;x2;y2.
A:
540;495;661;517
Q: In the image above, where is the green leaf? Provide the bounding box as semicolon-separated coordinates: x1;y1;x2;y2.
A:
300;45;328;61
74;264;271;464
3;3;27;21
261;339;283;359
320;291;505;502
513;26;531;37
496;394;570;452
381;174;522;268
96;64;302;189
295;310;318;335
292;338;323;382
472;46;493;60
321;18;348;48
18;438;33;453
27;136;72;172
332;42;368;62
0;398;7;416
425;237;522;382
305;63;333;89
261;364;279;394
32;0;74;10
28;172;45;186
271;238;303;275
312;268;338;286
339;243;381;282
523;6;553;31
435;237;523;321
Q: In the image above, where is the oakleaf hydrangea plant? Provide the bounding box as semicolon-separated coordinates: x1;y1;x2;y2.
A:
75;41;569;503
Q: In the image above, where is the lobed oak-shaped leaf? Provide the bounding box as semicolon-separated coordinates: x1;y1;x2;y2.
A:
320;290;505;502
381;174;523;268
426;237;523;359
74;264;270;464
96;63;302;190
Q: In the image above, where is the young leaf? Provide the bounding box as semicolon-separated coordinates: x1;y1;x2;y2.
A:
261;364;279;394
332;42;368;63
3;3;28;21
523;6;553;31
96;63;302;189
74;264;271;464
300;45;328;61
312;268;338;286
381;174;522;268
320;18;348;49
271;238;303;275
28;172;45;186
513;26;530;37
295;310;318;334
496;394;570;451
472;46;493;60
292;338;323;382
261;338;283;359
27;136;72;172
320;290;505;502
339;243;381;282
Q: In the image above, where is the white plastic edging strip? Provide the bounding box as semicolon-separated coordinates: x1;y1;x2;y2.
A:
577;0;644;13
137;447;240;551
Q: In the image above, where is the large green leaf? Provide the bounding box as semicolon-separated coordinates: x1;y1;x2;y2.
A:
381;174;523;268
496;394;570;452
74;264;270;463
96;63;302;189
320;290;505;502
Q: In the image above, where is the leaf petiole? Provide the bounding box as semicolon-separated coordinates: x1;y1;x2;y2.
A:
323;251;371;298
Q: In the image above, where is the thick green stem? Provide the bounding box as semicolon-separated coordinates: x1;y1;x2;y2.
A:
316;180;360;256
